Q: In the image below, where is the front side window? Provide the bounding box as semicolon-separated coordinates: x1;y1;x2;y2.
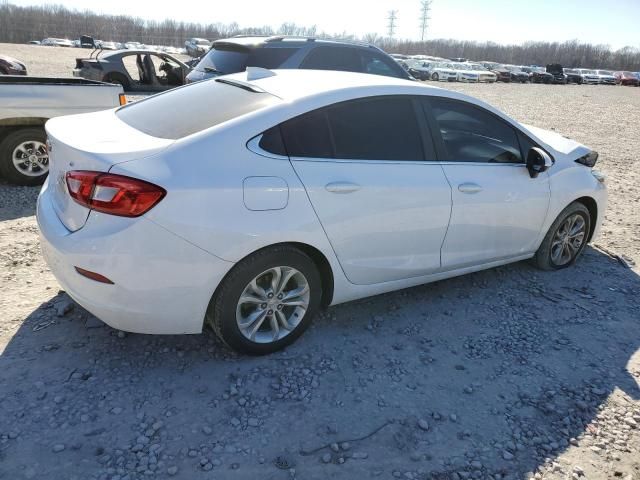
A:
428;97;522;163
280;96;426;161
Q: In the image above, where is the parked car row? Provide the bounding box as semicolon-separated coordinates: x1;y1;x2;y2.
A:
395;54;640;86
28;38;187;55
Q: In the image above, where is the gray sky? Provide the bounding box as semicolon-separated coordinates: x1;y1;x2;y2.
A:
10;0;640;49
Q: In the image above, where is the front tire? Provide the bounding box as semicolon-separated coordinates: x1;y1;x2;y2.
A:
431;72;439;81
534;202;591;271
206;246;322;355
0;128;49;186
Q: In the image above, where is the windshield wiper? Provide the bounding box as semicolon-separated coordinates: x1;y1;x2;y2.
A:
203;67;223;74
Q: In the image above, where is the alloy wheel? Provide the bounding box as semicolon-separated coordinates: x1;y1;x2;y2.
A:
235;266;310;344
550;213;587;266
12;140;49;177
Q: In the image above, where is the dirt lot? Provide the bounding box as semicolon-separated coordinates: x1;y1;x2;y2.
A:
1;44;639;480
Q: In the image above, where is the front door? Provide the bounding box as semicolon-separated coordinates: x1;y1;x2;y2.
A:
424;96;551;269
280;96;452;285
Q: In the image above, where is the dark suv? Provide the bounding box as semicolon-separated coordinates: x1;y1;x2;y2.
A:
185;36;411;83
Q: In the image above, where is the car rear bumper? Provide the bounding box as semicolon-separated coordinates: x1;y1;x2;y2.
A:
37;178;234;334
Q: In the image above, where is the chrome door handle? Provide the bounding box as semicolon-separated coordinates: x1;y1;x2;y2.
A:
325;182;361;194
458;183;483;194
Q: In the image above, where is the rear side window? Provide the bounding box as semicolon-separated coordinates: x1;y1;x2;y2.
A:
248;48;298;69
280;109;333;158
280;96;425;161
427;97;523;163
116;80;280;139
299;46;362;72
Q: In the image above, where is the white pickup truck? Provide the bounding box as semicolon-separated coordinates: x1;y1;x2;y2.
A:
0;76;125;185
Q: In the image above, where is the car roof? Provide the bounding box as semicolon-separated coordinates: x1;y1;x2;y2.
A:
212;35;376;50
101;49;171;57
222;68;437;102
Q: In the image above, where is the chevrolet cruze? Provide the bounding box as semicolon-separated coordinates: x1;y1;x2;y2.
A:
37;68;607;355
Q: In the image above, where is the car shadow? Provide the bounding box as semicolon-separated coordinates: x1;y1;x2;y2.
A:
0;246;638;479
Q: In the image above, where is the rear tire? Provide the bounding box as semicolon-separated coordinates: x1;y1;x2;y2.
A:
534;202;591;271
0;128;48;186
206;246;322;355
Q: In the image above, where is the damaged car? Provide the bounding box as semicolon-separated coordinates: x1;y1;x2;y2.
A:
0;55;27;75
545;64;568;84
37;69;607;354
73;49;192;92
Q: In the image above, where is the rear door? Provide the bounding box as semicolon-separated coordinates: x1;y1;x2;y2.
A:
280;95;452;285
423;96;550;269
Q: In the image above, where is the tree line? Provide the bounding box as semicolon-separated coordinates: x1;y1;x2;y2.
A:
1;1;639;70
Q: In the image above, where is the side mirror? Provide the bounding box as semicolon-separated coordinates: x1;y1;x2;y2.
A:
526;147;553;178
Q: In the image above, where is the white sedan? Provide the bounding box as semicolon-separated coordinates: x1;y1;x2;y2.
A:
37;69;607;355
451;63;497;83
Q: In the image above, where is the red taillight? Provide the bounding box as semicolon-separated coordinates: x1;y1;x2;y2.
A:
66;170;165;217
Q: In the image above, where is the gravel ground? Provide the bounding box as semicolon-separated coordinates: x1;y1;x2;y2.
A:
1;44;639;480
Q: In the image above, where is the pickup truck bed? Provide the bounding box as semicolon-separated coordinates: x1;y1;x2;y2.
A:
0;75;124;185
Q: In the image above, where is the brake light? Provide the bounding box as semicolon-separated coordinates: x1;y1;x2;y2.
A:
66;170;165;217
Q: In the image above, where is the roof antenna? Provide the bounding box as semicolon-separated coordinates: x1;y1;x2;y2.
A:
246;67;277;81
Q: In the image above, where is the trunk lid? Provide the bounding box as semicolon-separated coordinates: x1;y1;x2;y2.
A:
45;108;173;231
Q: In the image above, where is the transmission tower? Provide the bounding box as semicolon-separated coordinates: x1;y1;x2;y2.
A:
387;10;398;39
419;0;432;42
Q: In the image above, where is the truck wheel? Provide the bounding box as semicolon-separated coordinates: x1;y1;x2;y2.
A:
0;128;49;186
104;73;130;90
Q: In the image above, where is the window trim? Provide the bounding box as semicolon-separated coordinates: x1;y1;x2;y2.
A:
421;96;550;165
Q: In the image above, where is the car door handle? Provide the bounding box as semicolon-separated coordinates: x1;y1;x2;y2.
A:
458;183;483;194
325;182;361;194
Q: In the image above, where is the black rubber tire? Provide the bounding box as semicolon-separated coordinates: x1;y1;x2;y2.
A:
206;246;322;355
103;72;130;90
431;72;439;81
533;202;591;271
0;127;48;186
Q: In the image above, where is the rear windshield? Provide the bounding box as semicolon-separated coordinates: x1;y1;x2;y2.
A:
116;79;280;139
198;44;298;74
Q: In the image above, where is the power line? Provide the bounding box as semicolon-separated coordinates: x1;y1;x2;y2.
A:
419;0;431;42
387;10;398;39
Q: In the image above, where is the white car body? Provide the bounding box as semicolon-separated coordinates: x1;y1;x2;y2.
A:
424;62;458;81
37;69;606;336
451;63;497;83
577;69;601;84
42;38;74;47
595;70;616;85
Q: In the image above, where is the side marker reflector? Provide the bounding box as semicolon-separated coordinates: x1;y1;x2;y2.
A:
75;266;114;284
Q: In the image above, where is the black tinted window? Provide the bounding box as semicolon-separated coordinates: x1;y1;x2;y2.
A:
300;46;362;72
329;97;423;160
280;97;426;161
361;51;405;78
428;98;522;163
248;48;298;69
258;127;287;156
280;109;333;158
